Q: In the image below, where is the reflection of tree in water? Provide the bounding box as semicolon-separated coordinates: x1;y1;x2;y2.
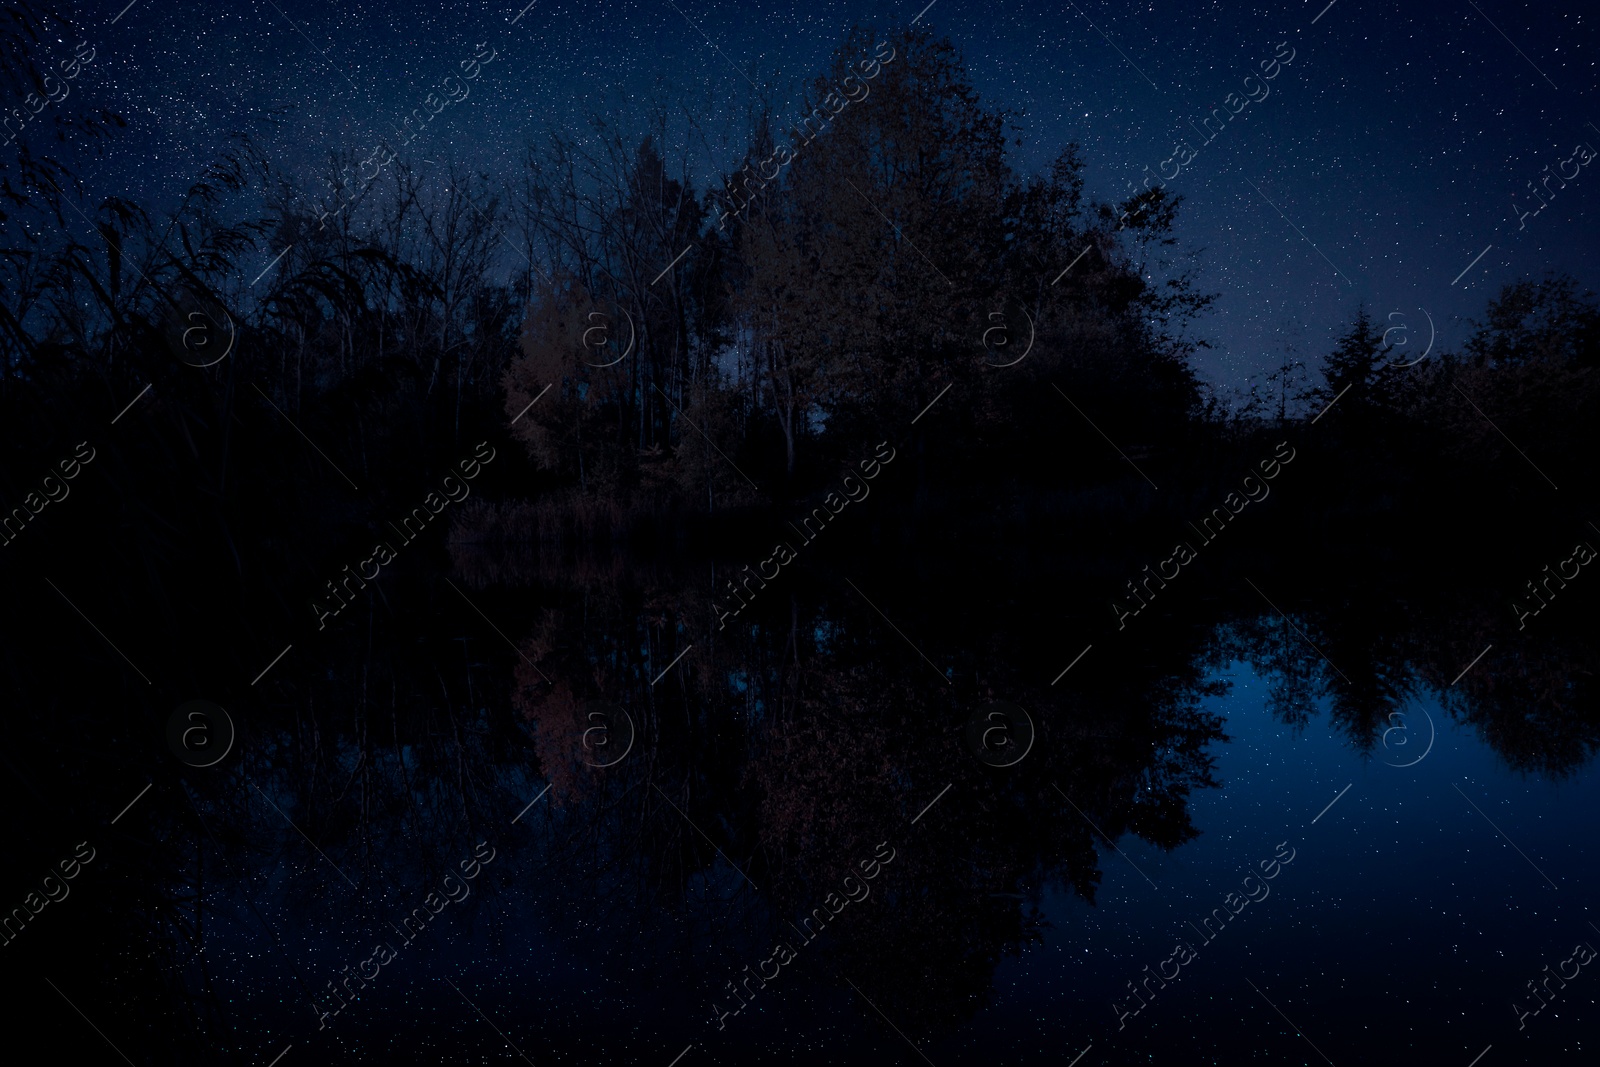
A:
10;515;1600;1060
497;550;1230;1032
5;611;542;1065
823;647;1227;1034
1445;628;1600;778
1213;589;1600;777
1214;607;1415;751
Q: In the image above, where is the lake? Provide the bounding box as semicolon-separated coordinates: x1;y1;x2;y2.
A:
10;514;1595;1066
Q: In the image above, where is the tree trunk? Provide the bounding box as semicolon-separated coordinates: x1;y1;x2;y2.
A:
784;405;795;477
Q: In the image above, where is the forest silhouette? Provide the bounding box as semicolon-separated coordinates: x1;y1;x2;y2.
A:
3;8;1600;1063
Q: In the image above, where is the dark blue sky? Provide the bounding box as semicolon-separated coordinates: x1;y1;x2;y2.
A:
40;0;1600;391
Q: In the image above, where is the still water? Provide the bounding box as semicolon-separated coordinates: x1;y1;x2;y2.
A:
9;528;1598;1066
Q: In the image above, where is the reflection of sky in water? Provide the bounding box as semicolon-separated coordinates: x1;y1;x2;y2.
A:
964;658;1600;1065
198;654;1600;1065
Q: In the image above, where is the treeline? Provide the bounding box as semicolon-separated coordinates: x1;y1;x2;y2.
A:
0;21;1208;518
503;25;1213;508
1;10;1594;540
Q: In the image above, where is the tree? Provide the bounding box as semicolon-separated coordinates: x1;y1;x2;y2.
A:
1429;274;1600;479
1312;305;1416;422
1263;344;1311;426
1464;272;1600;369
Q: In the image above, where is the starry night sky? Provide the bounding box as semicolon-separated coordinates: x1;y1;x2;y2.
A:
33;0;1600;389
